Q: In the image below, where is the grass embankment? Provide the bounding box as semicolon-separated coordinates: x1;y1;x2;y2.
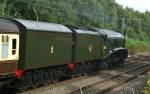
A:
126;37;150;55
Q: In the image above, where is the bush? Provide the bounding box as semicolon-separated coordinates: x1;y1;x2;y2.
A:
126;37;150;55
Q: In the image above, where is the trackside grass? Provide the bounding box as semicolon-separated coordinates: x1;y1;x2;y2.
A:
126;37;150;55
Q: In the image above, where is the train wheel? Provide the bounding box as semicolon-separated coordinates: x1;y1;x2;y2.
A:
118;59;124;67
13;74;32;92
100;62;108;70
43;69;52;85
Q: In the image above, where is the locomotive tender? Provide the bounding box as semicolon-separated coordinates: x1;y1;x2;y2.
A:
0;18;128;91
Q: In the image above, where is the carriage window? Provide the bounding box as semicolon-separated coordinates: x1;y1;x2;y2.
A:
12;39;17;55
6;35;9;42
1;35;9;58
2;35;4;42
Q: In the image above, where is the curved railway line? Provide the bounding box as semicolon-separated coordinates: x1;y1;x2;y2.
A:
1;53;150;94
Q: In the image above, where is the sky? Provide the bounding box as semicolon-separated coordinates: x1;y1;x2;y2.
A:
115;0;150;12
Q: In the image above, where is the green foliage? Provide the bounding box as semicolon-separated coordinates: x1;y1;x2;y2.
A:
126;37;150;55
0;0;150;34
0;0;120;29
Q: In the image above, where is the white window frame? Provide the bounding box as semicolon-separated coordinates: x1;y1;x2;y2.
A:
0;34;19;61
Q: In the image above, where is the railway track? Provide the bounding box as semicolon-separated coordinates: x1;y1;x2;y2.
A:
78;62;150;94
19;53;150;94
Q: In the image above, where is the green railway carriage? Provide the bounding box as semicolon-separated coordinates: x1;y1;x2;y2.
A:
13;20;106;70
74;29;103;62
12;19;73;70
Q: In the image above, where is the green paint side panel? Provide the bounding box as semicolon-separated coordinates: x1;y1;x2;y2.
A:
102;39;109;58
76;34;103;62
25;31;72;69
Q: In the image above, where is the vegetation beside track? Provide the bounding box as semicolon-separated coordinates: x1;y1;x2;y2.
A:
126;37;150;55
125;28;150;54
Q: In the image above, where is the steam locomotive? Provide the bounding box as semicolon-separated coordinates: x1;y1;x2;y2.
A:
0;18;128;91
